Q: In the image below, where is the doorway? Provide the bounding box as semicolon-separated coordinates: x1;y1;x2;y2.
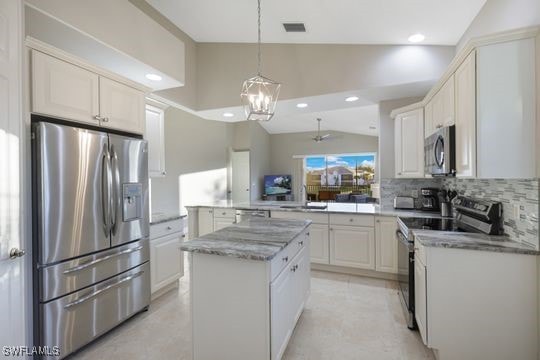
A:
231;151;250;203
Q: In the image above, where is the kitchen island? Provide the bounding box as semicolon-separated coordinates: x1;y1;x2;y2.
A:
181;218;311;360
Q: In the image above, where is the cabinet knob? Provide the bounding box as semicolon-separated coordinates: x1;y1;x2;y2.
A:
376;220;380;223
298;240;304;246
93;115;104;121
306;232;310;236
397;172;402;175
222;212;226;216
282;256;289;262
102;117;110;123
166;226;172;230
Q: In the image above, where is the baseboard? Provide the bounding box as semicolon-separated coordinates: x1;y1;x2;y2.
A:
311;263;398;281
151;280;179;301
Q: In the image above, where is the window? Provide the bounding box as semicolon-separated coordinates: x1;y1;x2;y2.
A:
304;154;376;203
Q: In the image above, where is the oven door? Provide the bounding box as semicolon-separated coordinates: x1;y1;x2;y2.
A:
397;230;416;329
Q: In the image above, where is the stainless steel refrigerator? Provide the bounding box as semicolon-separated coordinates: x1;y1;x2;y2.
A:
32;120;150;359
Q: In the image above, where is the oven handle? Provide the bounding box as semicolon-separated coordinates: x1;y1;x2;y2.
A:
396;230;414;252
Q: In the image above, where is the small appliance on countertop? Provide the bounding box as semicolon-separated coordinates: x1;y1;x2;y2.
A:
395;195;502;330
393;196;415;210
420;188;440;212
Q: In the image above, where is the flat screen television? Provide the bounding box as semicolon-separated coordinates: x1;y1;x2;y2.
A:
264;175;292;195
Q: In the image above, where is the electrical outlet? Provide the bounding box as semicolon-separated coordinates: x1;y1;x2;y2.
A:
411;190;419;198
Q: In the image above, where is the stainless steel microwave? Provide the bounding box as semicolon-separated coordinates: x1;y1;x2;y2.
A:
425;125;456;176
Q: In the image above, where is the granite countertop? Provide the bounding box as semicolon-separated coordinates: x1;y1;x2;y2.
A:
412;230;540;256
180;218;312;261
185;201;447;219
150;212;187;225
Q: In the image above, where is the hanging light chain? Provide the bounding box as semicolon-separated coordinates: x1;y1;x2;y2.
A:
257;0;261;75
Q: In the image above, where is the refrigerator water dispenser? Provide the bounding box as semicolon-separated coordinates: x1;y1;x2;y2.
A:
122;183;143;221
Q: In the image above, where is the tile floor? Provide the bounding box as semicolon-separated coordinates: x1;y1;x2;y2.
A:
72;264;434;360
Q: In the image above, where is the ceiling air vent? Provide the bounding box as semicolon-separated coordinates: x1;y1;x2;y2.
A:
283;23;306;33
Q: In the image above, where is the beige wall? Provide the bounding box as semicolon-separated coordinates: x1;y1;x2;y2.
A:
26;0;185;83
269;131;378;199
378;97;424;179
195;43;455;110
150;107;234;215
457;0;540;50
248;122;271;201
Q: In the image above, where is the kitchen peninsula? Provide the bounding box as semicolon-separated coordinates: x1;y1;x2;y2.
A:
181;218;311;360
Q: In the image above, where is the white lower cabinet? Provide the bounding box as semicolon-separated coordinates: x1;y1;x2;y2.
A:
329;225;375;270
150;219;184;296
308;223;329;264
375;217;398;274
414;254;428;345
198;208;214;236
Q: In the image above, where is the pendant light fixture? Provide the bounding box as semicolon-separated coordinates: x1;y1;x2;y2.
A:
240;0;281;121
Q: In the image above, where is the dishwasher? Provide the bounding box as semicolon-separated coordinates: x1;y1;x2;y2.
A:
235;209;270;223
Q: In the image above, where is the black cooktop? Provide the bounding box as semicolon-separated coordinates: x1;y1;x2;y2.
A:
398;217;462;237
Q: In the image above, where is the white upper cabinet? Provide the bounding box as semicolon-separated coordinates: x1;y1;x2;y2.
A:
31;50;146;134
430;75;455;132
99;77;145;134
145;104;166;177
476;38;536;178
455;51;477;178
32;50;99;125
424;100;434;138
395;108;424;178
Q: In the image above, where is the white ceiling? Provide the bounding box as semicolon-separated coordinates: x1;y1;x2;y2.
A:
147;0;486;45
196;81;433;135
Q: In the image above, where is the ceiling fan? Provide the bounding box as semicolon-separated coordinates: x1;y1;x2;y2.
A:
312;118;332;142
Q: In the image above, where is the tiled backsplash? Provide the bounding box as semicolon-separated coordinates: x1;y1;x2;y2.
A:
441;178;539;248
379;178;441;209
380;177;539;248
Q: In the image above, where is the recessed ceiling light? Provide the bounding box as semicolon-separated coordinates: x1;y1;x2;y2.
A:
223;112;234;118
408;33;425;43
345;96;359;102
296;103;308;108
145;73;162;81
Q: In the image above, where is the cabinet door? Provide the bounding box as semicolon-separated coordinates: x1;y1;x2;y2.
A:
270;261;294;360
150;233;183;293
213;217;235;231
415;257;428;345
455;51;477;178
198;208;214;236
395;109;424;178
424;100;434;138
442;75;455;127
375;217;398;274
431;90;443;131
99;77;145;134
329;225;375;269
309;223;329;264
145;104;166;177
32;51;99;125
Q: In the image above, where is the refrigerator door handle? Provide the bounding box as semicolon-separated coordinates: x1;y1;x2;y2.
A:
110;146;121;235
101;144;112;236
62;245;144;274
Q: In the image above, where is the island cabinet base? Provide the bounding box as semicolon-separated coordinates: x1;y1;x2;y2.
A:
189;229;310;360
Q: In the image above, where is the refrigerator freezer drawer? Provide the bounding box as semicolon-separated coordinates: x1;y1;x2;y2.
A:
39;239;149;302
39;263;150;360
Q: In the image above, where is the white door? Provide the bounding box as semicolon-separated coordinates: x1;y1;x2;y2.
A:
395;109;424;178
329;225;375;270
99;77;145;134
231;151;250;203
0;0;26;349
375;217;398;274
309;223;329;264
32;50;99;125
455;51;476;178
145;104;166;177
150;234;183;293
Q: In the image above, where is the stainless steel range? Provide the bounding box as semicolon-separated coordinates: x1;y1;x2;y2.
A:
32;119;150;359
396;196;502;329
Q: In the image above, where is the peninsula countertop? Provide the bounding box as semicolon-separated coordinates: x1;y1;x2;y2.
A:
180;217;311;261
186;201;447;219
412;229;540;256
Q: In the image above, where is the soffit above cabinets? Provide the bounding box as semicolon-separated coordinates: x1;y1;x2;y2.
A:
147;0;486;45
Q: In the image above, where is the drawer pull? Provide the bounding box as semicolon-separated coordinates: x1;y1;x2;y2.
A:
306;232;310;236
166;226;173;230
64;270;144;309
282;256;289;262
298;240;304;246
63;246;144;274
349;218;354;222
290;265;298;272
